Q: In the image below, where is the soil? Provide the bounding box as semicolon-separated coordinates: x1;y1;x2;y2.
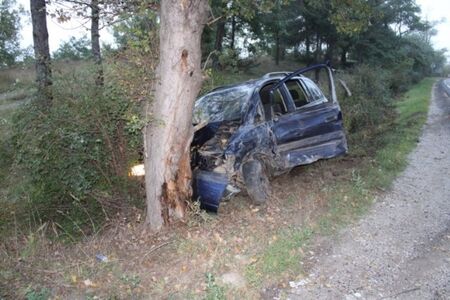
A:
281;81;450;299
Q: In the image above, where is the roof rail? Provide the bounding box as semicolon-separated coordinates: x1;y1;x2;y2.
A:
262;71;291;78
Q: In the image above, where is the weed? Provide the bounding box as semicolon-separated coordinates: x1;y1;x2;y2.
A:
186;200;215;227
25;287;50;300
120;274;141;289
246;227;312;286
204;272;226;300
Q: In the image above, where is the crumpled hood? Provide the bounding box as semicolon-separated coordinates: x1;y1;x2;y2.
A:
192;121;240;154
191;121;240;171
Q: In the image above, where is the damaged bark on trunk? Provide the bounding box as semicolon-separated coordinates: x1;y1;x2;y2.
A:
143;0;209;231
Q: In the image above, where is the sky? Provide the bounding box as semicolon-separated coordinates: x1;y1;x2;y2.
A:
16;0;450;58
17;0;114;53
416;0;450;56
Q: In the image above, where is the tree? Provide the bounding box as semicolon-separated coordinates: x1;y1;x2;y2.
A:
53;36;91;60
49;0;109;86
0;0;21;67
143;0;209;230
30;0;52;105
91;0;103;85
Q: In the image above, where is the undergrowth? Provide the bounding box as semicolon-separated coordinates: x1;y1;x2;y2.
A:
2;64;145;239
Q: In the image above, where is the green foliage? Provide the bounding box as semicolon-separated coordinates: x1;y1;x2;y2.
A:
246;227;312;286
120;274;141;289
204;272;226;300
25;287;50;300
0;107;14;189
330;0;372;36
52;36;91;61
113;8;158;51
368;78;434;188
0;0;22;67
337;64;392;136
218;48;240;72
10;65;142;237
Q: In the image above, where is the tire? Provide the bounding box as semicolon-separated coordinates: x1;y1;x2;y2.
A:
242;159;271;204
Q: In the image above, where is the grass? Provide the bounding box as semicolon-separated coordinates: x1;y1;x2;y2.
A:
0;107;14;191
367;78;434;189
246;227;313;287
0;65;35;93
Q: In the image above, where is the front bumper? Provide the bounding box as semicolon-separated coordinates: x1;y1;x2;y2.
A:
193;170;229;213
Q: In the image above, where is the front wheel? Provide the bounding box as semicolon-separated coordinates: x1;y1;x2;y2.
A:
242;159;271;204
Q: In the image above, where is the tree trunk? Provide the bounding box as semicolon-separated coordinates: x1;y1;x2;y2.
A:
280;44;285;61
275;30;280;66
30;0;52;106
143;0;209;231
230;15;236;49
340;46;348;66
325;41;334;62
314;33;321;63
91;0;103;86
212;19;225;70
305;34;311;62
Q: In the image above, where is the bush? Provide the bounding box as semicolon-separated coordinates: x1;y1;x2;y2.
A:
336;65;393;152
11;65;143;236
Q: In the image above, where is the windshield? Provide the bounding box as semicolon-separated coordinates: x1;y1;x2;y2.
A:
193;84;253;124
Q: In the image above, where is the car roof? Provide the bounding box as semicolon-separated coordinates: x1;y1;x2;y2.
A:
208;72;305;94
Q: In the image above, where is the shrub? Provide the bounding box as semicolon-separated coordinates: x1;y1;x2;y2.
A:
11;65;143;236
336;64;393;151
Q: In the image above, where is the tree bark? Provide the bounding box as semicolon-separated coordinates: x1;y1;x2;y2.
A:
305;34;311;62
314;33;321;63
340;46;349;66
143;0;209;231
91;0;103;86
30;0;52;106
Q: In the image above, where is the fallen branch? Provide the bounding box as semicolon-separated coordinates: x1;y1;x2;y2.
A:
140;241;172;261
380;287;420;299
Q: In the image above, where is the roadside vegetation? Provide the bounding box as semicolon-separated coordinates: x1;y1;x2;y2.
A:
0;0;448;298
0;58;437;297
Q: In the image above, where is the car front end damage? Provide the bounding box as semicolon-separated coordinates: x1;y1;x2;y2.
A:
191;122;242;212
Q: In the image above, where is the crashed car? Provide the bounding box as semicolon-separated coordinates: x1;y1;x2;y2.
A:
191;63;348;212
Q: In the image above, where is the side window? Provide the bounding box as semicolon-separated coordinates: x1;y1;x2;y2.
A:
286;80;308;108
259;83;288;120
301;77;327;103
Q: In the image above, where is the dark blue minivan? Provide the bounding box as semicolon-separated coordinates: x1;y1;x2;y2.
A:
191;64;348;211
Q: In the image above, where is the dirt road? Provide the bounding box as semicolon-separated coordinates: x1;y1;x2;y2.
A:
284;81;450;300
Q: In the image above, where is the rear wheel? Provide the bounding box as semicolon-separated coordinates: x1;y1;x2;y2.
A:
242;159;271;204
